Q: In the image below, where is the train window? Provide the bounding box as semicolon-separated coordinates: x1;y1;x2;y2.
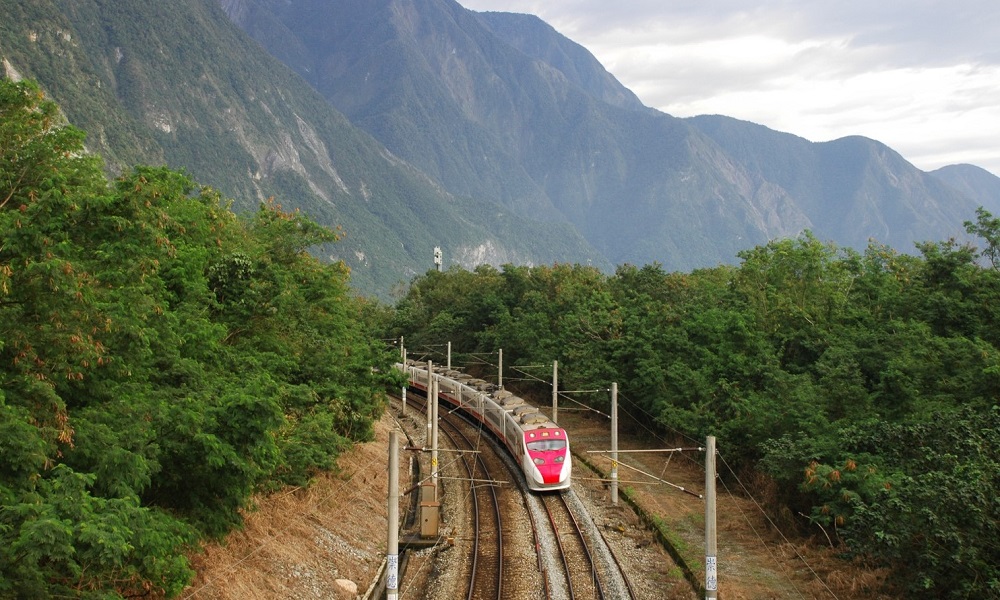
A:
526;439;567;452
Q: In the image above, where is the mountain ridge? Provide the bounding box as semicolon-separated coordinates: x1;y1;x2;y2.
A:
4;0;999;298
226;0;996;270
0;0;608;297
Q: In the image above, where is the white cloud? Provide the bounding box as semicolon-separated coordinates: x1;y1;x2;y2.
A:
459;0;1000;175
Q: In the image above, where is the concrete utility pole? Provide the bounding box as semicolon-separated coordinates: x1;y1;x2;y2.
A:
420;361;440;538
386;430;400;600
552;360;559;424
431;373;439;499
446;341;451;371
401;347;407;419
611;382;619;506
498;348;503;389
425;361;433;451
705;436;718;599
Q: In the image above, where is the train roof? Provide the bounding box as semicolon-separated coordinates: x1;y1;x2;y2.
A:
523;421;564;433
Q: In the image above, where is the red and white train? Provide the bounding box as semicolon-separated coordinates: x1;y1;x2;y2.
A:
400;361;572;492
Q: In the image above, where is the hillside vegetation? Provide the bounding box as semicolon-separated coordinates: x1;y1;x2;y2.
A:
5;0;1000;300
387;231;1000;597
3;73;998;598
0;79;401;597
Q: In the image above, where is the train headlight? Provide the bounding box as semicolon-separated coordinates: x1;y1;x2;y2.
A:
554;456;565;463
532;457;545;465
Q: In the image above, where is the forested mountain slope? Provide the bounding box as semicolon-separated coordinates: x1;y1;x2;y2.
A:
4;0;998;292
225;0;997;270
0;0;605;297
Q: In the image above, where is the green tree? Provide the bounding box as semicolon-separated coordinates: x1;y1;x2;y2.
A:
1;78;398;595
965;206;1000;270
1;79;199;597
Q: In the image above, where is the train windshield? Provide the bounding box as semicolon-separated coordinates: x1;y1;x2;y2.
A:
526;438;567;452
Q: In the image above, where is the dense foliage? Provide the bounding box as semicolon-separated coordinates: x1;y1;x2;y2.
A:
0;79;401;597
388;237;1000;596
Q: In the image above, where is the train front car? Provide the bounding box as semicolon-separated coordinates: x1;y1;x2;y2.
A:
521;426;571;492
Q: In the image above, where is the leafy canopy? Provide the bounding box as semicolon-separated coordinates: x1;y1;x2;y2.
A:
1;79;398;597
389;229;1000;598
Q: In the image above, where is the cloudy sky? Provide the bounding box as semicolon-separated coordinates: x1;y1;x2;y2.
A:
459;0;1000;176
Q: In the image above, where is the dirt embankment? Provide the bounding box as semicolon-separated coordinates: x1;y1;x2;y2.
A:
559;408;895;600
184;407;895;600
181;416;398;600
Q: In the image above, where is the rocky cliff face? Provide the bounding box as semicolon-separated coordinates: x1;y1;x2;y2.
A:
2;57;23;80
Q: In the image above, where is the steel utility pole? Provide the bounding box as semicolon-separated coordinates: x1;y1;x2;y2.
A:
705;436;718;599
420;361;440;538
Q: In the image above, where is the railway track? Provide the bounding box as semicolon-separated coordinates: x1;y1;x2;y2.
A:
539;492;602;599
391;385;639;600
527;489;640;600
437;411;505;600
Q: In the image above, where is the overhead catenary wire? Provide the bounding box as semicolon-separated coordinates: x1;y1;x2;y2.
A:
589;457;703;498
419;354;846;597
514;360;694;447
509;365;614;419
612;383;841;596
506;363;841;596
